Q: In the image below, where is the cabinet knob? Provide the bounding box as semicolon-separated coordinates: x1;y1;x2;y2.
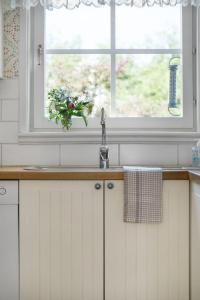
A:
0;187;6;195
95;183;102;190
107;182;114;189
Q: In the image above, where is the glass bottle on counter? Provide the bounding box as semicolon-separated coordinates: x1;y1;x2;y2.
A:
192;141;200;167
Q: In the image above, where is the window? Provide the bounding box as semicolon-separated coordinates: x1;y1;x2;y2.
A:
46;5;182;119
20;4;195;138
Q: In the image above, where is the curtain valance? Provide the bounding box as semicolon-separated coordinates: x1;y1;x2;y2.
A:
3;0;200;9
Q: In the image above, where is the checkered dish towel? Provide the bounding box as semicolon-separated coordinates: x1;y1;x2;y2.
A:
123;167;163;223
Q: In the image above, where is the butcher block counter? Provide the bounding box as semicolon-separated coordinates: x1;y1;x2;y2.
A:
0;166;196;180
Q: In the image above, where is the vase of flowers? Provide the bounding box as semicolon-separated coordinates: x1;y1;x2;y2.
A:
48;88;93;130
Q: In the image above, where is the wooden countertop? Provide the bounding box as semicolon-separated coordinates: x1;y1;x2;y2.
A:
0;167;190;180
188;171;200;183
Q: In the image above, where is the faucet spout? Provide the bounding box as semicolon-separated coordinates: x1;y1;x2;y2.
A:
100;108;109;169
101;107;106;145
100;107;105;125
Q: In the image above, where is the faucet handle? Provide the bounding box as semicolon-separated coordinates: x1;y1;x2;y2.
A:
100;145;109;154
99;145;109;169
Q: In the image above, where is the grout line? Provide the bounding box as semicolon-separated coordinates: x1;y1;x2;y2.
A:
0;99;18;102
0;100;2;121
118;144;121;166
0;144;2;166
177;144;179;166
0;120;19;123
59;144;61;166
0;143;20;145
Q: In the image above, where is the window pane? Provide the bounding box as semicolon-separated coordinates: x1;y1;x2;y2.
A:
116;6;181;49
46;54;111;116
46;6;110;49
115;54;182;117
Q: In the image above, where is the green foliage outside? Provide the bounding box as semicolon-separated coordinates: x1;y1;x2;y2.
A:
46;31;182;118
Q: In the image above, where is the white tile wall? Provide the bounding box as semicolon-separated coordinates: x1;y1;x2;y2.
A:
2;144;60;166
61;144;118;166
0;78;194;167
0;123;18;143
120;144;178;166
0;79;18;99
2;100;18;121
178;143;193;166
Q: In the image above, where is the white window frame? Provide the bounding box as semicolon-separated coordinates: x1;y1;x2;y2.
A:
19;5;198;144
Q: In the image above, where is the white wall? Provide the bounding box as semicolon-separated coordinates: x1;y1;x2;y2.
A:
0;78;194;167
0;0;3;79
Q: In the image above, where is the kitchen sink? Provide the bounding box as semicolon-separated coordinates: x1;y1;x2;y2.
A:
23;166;123;172
23;166;200;172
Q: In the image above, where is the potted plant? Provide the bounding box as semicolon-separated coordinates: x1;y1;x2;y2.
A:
48;88;93;130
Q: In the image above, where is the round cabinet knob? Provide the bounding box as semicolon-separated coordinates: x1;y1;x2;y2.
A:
95;183;102;190
107;182;114;190
0;187;6;195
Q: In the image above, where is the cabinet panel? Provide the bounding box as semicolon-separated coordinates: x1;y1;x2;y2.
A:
105;180;189;300
191;181;200;300
20;180;103;300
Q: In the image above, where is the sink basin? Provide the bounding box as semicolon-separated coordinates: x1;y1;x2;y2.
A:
23;166;123;172
23;165;200;172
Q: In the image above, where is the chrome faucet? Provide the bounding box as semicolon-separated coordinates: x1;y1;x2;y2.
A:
99;108;109;169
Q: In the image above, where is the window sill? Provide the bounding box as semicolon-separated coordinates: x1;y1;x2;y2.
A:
18;130;200;144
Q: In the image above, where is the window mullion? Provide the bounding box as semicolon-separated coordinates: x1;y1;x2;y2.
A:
46;49;181;55
111;0;116;114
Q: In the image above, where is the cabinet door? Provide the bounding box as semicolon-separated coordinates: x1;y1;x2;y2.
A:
20;180;103;300
191;181;200;300
105;180;189;300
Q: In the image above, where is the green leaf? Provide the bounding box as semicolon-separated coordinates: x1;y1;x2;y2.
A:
47;88;93;130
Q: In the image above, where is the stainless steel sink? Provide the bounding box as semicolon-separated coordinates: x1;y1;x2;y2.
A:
23;166;200;172
23;166;123;172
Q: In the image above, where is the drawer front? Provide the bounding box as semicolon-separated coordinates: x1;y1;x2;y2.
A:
0;181;18;204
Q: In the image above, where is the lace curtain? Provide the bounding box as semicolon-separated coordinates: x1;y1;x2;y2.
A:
4;0;200;8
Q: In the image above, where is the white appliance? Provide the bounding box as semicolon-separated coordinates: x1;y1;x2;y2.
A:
0;181;19;300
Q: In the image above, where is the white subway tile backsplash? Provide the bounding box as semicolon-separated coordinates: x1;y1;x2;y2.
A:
2;144;59;166
0;122;18;143
0;73;195;167
61;144;118;166
0;101;2;121
120;144;178;166
0;145;2;166
2;100;18;121
0;79;18;99
178;143;193;166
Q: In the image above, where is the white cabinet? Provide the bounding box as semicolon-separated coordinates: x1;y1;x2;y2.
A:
20;180;103;300
20;180;189;300
105;180;189;300
0;181;19;300
0;206;19;300
191;180;200;300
